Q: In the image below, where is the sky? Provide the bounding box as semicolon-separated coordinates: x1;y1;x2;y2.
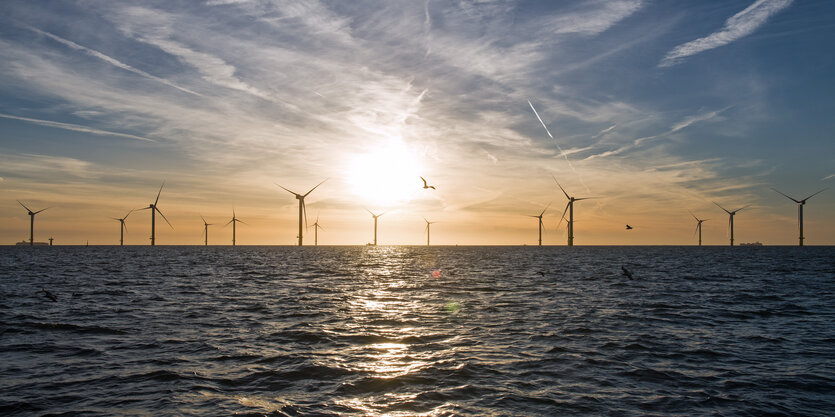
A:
1;0;833;246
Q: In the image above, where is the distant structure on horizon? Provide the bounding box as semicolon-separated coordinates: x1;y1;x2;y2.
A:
555;180;592;247
277;179;327;246
366;209;385;246
139;182;173;246
714;202;748;246
689;211;708;247
527;204;550;246
224;210;245;246
17;200;49;246
771;188;827;247
111;209;133;246
424;217;436;246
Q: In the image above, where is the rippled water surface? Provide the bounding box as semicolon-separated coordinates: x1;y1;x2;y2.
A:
2;246;834;416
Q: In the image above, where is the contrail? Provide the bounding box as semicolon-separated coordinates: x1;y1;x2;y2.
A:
528;99;589;192
0;113;156;142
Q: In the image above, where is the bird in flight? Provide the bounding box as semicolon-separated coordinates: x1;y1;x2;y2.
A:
625;224;633;230
420;176;436;189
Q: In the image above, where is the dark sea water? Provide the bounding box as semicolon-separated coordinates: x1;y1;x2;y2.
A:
1;246;834;416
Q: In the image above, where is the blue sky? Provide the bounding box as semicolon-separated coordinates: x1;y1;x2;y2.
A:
1;0;833;245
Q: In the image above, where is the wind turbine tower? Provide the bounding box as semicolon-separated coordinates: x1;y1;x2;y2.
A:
772;188;826;246
528;203;550;246
366;209;385;246
277;179;327;246
17;201;49;246
689;211;708;246
713;202;748;246
424;217;436;246
110;209;133;246
139;182;173;246
225;210;245;246
201;216;213;246
312;217;323;246
554;179;592;247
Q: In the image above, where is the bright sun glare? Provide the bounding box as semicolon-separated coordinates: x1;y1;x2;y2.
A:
347;139;422;207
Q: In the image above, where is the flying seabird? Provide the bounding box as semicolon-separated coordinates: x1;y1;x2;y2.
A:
420;176;436;190
625;224;633;230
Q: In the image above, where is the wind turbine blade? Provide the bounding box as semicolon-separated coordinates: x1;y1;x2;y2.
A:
556;202;570;230
770;188;799;203
155;207;174;229
154;181;165;206
33;207;50;214
573;197;595;201
110;217;121;221
275;183;297;196
693;224;699;237
365;207;374;216
201;215;207;225
689;210;699;222
123;222;128;234
378;211;386;218
803;188;827;201
736;205;751;212
713;201;732;214
540;202;552;217
303;178;328;197
124;209;134;220
224;219;233;227
17;200;32;212
238;219;248;225
552;176;570;200
303;201;309;230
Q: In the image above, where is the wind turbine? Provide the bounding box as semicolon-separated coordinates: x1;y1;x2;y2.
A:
17;201;49;246
110;209;133;246
200;216;213;246
424;217;436;246
689;211;708;246
554;178;593;247
527;203;550;246
312;216;323;246
224;210;246;246
276;179;327;246
138;182;173;246
713;202;748;246
771;187;826;246
366;209;385;246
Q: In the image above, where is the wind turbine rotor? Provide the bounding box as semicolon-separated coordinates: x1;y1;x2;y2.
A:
802;188;827;202
303;178;328;197
155;207;174;229
154;181;165;206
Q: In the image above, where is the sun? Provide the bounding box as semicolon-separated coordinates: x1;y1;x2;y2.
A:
347;139;422;207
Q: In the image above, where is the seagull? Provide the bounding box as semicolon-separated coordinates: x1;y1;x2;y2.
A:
41;288;57;302
625;224;633;230
621;266;634;280
420;176;436;190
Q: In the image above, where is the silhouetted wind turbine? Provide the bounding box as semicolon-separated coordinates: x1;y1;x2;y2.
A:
689;211;708;246
366;209;385;246
527;203;550;246
277;179;327;246
200;216;213;246
424;217;436;246
771;187;826;246
110;209;133;246
554;178;593;247
312;216;323;246
224;210;245;246
713;202;748;246
138;182;173;246
17;200;49;246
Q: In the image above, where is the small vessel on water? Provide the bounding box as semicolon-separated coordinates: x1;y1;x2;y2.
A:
739;242;763;246
16;240;48;246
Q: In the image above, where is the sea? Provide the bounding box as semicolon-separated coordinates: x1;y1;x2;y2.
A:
1;246;834;416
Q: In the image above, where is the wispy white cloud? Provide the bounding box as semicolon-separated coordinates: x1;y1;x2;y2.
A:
660;0;794;67
545;0;644;36
0;113;156;142
26;26;201;96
